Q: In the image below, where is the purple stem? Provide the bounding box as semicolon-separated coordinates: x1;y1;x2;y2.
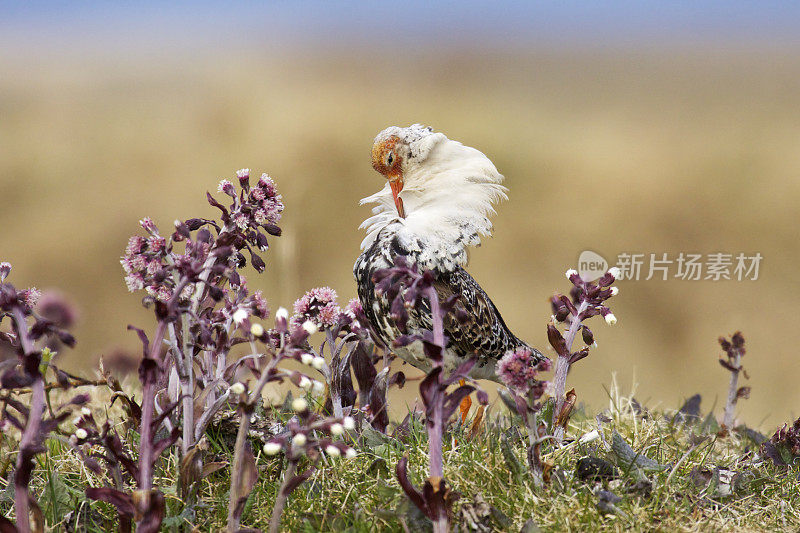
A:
138;319;168;493
227;404;253;532
268;459;297;533
11;308;42;533
552;299;588;443
424;286;448;533
722;350;742;429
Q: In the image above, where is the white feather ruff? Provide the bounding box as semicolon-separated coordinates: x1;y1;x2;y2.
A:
359;127;507;271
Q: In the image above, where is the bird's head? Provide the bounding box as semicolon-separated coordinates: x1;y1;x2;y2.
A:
361;124;508;269
371;124;439;219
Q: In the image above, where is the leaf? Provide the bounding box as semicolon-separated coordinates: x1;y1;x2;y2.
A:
179;444;205;496
282;467;315;496
202;461;228;479
206;191;229;218
760;441;788;467
500;432;524;479
567;347;590;364
467;405;486;440
395;455;427;516
555;388;577;431
368;367;390;433
546;324;568;358
610;431;667;472
736;386;751;400
674;394;702;423
132;490;166;533
85;487;135;517
41;472;72;525
230;443;258;522
442;385;476;422
126;325;150;358
0;515;17;533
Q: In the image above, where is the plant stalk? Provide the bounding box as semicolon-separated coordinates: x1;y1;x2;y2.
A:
552;300;588;442
268;459;297;533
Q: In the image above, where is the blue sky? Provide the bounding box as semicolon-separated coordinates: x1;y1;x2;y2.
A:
2;1;799;56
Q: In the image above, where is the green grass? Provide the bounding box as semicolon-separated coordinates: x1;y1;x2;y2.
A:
1;381;798;532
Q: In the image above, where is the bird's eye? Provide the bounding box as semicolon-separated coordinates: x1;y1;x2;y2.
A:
386;153;394;166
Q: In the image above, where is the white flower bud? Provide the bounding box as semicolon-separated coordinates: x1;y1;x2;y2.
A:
344;447;357;459
300;352;314;365
75;428;88;440
233;308;249;325
229;382;246;395
311;356;325;370
579;429;600;444
250;323;265;337
292;398;309;412
609;286;619;296
298;376;312;390
292;433;307;447
607;267;621;280
565;269;578;279
325;445;340;457
311;380;325;395
69;434;78;446
263;442;282;455
276;307;289;321
302;320;318;335
342;416;356;430
329;423;344;436
604;313;617;326
81;407;92;416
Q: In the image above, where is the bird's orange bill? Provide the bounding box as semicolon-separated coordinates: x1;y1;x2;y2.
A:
390;179;405;218
458;379;472;424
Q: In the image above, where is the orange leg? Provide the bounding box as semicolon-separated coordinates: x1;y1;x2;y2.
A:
458;379;472;423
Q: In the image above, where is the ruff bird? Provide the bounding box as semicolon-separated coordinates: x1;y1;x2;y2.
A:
353;124;547;380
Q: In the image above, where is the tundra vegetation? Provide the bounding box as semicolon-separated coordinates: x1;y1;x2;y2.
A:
0;173;797;532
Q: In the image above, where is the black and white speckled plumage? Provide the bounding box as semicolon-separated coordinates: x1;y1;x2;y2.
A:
354;224;545;381
354;124;547;381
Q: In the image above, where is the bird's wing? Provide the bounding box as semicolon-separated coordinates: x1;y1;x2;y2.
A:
428;268;544;365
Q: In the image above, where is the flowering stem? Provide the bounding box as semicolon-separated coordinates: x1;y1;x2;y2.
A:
723;351;742;429
227;404;253;532
552;300;588;443
426;287;444;346
12;308;43;533
268;458;297;533
139;318;168;493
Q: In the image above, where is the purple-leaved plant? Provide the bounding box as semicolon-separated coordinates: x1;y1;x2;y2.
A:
112;170;283;525
497;347;552;486
548;268;619;443
761;416;800;468
224;305;361;533
0;263;89;533
373;256;488;533
718;331;748;432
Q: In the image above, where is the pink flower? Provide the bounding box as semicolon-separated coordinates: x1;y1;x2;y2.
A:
251;290;269;318
291;287;342;329
125;236;146;256
498;347;551;393
20;287;41;308
139;217;158;234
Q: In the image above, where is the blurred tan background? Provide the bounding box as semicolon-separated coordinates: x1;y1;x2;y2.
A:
1;3;799;429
